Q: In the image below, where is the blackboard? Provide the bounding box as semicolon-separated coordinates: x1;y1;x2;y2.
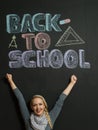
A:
0;0;98;130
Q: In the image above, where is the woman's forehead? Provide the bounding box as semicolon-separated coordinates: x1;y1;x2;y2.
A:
32;97;44;103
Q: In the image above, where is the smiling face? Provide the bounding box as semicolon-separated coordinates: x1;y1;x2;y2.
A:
30;96;47;116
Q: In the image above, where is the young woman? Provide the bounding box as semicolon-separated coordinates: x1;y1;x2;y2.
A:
6;73;77;130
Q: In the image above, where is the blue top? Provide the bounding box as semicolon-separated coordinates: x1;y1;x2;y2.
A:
13;88;67;130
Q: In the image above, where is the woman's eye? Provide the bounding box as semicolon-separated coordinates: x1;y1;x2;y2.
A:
39;103;43;106
32;104;36;107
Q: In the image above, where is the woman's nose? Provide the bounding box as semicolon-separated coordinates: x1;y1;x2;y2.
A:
37;105;40;109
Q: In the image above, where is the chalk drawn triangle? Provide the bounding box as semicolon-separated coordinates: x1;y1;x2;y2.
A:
55;26;85;47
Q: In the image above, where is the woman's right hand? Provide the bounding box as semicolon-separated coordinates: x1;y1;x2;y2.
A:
6;73;12;81
6;73;17;89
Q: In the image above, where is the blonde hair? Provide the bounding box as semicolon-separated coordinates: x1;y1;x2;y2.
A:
30;95;53;129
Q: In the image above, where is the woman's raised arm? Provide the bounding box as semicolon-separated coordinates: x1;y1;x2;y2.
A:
63;74;77;96
6;73;17;90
